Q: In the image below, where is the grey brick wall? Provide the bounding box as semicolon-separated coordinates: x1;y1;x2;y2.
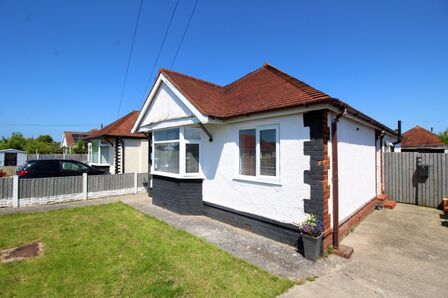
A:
302;110;330;230
203;202;301;247
152;175;203;215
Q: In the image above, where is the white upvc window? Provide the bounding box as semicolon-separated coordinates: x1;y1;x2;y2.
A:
88;140;111;165
152;127;202;178
236;125;280;183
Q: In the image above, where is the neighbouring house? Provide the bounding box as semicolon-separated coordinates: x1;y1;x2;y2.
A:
401;126;448;153
132;64;400;253
0;149;27;167
61;131;91;153
85;111;148;174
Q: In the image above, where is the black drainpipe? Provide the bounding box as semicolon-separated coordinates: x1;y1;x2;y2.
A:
114;137;119;174
120;138;125;173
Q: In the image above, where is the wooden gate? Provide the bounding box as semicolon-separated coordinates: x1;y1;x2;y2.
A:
384;152;448;208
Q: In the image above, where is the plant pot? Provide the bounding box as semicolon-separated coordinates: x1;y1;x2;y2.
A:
301;233;323;261
443;198;448;212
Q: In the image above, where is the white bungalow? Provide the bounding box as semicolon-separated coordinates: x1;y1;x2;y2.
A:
132;64;399;254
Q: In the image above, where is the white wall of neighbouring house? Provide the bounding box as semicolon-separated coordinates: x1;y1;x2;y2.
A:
337;117;377;222
201;113;311;225
123;138;148;174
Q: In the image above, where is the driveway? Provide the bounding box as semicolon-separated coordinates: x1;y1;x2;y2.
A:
281;204;448;297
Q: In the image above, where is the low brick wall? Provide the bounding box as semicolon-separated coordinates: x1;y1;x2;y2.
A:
152;175;203;215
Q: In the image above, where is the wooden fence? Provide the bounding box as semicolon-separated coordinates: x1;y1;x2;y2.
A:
20;176;83;199
0;173;150;208
0;166;18;176
384;152;448;208
27;154;88;162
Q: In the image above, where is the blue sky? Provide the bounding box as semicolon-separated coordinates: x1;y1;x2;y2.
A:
0;0;447;140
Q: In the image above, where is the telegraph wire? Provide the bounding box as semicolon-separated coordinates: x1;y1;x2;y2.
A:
0;123;99;127
139;0;180;104
117;0;144;118
170;0;199;70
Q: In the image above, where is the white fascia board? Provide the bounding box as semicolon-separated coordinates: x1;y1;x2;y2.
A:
139;117;199;131
221;103;339;124
326;109;397;137
132;73;209;133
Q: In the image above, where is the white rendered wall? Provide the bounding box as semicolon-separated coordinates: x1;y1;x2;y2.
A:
201;114;310;225
337;117;376;222
17;153;27;166
123;138;148;173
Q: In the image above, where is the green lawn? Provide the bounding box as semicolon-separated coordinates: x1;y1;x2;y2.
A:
0;203;294;297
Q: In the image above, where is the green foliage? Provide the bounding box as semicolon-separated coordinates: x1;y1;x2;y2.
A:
72;140;87;154
0;203;294;297
36;135;54;143
438;129;448;144
0;132;62;154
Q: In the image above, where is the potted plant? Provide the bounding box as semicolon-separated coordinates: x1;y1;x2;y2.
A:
298;214;323;261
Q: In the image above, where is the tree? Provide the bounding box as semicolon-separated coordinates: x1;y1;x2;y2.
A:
0;132;27;150
36;135;54;143
439;129;448;144
72;140;87;154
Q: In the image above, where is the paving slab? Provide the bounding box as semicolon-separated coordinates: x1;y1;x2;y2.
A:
281;204;448;297
120;194;329;280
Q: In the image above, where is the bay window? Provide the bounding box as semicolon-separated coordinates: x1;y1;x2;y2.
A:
88;140;111;165
238;125;279;181
153;127;201;177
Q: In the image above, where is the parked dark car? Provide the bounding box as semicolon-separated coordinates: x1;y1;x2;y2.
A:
17;159;108;178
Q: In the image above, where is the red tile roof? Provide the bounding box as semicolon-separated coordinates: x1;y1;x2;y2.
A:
63;131;90;146
401;126;446;148
85;111;146;139
158;64;396;135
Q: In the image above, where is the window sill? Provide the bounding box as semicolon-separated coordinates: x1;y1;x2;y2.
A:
152;171;205;180
90;163;111;166
232;176;282;186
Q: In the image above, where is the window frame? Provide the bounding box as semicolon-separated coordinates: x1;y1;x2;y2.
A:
88;139;112;166
235;124;280;184
152;127;203;179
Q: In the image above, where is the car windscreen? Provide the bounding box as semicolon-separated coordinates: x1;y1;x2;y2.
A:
17;162;32;171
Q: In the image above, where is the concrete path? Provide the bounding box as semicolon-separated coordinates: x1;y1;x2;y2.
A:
280;204;448;297
0;196;122;215
120;194;330;280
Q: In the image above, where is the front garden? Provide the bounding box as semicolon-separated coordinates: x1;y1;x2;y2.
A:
0;203;293;297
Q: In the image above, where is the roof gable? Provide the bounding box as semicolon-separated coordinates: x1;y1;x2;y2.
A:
401;126;446;148
139;82;195;127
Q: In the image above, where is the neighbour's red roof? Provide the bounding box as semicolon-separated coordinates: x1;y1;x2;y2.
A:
85;111;146;139
63;131;90;146
158;64;396;135
401;126;446;148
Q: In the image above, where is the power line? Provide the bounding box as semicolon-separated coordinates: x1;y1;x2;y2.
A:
139;0;180;102
170;0;199;70
0;123;98;127
117;0;144;118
